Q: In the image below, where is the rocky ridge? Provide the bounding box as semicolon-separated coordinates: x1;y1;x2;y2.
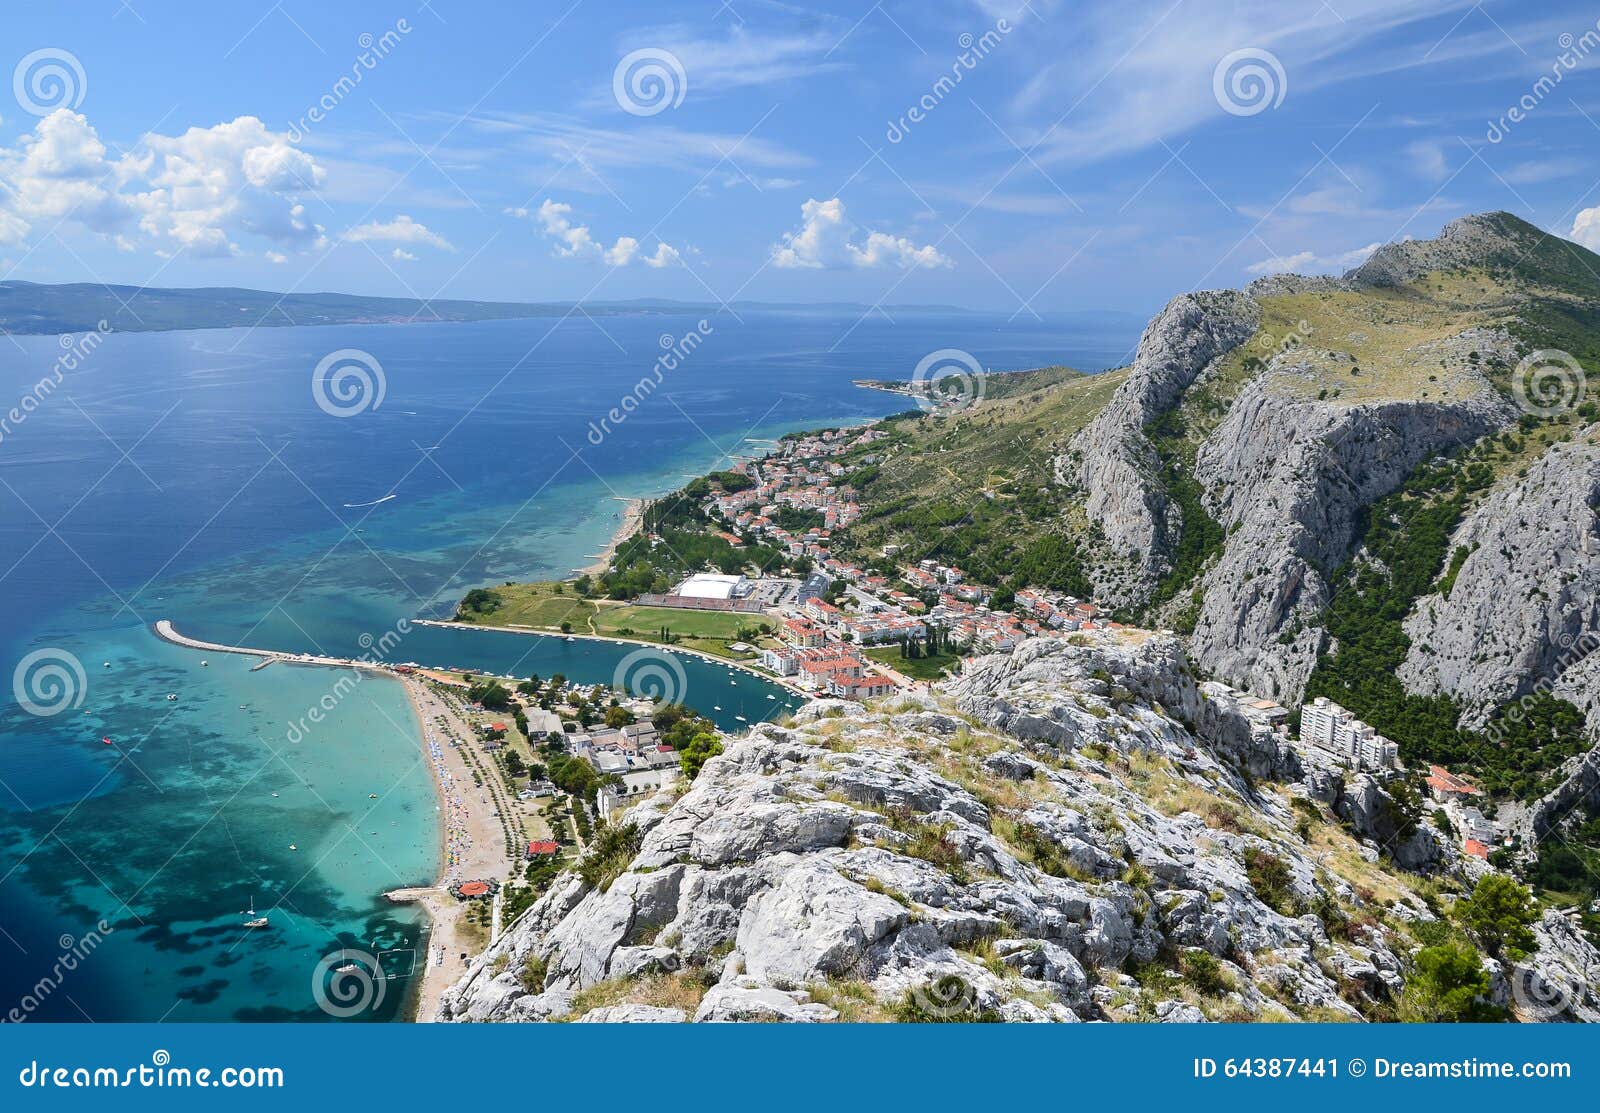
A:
1187;344;1517;701
1065;290;1259;605
438;632;1599;1024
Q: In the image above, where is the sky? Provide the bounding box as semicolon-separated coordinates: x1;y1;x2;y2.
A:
3;0;1600;314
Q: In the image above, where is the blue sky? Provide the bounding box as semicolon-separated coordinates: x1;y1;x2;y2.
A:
3;0;1600;313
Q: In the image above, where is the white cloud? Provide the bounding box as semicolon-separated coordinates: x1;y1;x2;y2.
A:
345;214;455;252
462;111;811;193
771;198;952;270
1245;241;1382;275
1505;158;1584;185
1007;1;1524;166
612;21;844;101
1569;207;1600;252
391;248;418;262
1405;138;1449;180
518;200;681;267
0;109;325;256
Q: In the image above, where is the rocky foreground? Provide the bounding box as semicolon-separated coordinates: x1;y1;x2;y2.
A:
439;632;1600;1023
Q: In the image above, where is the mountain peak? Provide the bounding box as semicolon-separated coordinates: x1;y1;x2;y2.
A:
1345;209;1594;290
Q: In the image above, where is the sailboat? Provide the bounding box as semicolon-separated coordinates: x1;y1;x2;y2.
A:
243;895;268;929
333;947;358;973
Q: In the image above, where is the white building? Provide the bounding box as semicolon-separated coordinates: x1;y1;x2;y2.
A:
674;573;750;600
1299;696;1399;772
760;647;799;675
596;766;680;816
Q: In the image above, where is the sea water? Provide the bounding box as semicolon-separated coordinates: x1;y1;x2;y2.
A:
0;308;1138;1020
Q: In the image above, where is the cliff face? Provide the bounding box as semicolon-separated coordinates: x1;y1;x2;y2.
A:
1187;351;1517;701
1058;212;1600;725
1066;291;1259;605
438;633;1599;1024
1398;432;1600;731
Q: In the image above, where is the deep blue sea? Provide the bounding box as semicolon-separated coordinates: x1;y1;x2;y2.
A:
0;308;1137;1021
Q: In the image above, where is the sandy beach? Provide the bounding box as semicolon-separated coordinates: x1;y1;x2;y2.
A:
575;496;644;578
394;677;522;1022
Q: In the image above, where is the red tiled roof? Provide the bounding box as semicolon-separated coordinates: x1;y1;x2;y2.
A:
1426;764;1481;795
458;881;491;896
526;841;560;856
1463;839;1490;859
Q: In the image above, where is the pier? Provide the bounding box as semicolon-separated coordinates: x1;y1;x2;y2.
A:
151;620;395;675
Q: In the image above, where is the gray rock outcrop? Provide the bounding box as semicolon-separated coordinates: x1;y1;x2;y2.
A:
438;632;1596;1024
1187;356;1516;700
1398;432;1600;732
1066;290;1260;604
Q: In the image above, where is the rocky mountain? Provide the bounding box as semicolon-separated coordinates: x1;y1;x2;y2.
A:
1397;433;1600;732
439;632;1600;1024
1066;290;1260;606
1055;213;1599;823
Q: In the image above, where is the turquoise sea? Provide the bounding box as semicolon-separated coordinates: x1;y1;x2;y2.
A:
0;308;1138;1021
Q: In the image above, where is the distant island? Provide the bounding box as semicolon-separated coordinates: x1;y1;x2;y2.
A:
0;279;1116;336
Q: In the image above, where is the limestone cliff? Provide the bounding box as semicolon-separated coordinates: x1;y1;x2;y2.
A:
438;634;1598;1024
1398;431;1600;732
1065;290;1259;605
1187;345;1517;701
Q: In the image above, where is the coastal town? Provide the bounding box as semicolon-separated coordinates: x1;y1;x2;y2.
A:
443;419;1515;872
620;424;1121;698
152;393;1525;1025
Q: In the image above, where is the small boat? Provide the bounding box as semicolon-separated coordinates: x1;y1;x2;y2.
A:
735;715;748;723
166;693;178;701
288;844;298;851
368;793;378;799
244;917;268;929
766;694;776;700
101;736;113;746
102;661;110;668
712;705;722;711
200;660;208;667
